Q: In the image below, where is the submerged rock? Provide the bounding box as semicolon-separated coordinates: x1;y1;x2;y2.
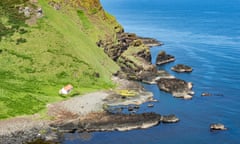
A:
156;51;175;65
201;92;212;96
210;123;227;131
171;64;193;73
157;78;194;99
147;104;154;107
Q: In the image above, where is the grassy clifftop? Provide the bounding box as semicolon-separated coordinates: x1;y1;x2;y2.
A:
0;0;121;119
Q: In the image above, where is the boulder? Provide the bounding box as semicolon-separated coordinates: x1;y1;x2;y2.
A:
210;123;227;131
157;78;194;99
171;64;193;73
156;51;175;65
161;114;180;123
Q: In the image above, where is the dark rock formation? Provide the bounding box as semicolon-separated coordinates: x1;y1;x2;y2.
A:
98;32;153;62
0;126;59;144
210;123;227;131
171;64;193;73
52;112;162;132
156;51;175;65
98;31;163;81
157;78;194;99
161;114;180;123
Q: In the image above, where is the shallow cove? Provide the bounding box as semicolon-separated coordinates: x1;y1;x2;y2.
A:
63;0;240;143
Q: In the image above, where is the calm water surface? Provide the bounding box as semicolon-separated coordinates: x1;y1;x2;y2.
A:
64;0;240;143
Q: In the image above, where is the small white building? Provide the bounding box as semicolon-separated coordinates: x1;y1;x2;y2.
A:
59;84;73;95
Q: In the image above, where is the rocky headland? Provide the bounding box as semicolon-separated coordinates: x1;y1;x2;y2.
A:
98;32;161;82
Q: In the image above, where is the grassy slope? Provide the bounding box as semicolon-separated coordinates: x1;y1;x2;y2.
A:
0;0;119;119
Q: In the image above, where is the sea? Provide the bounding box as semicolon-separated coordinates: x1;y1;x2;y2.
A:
63;0;240;143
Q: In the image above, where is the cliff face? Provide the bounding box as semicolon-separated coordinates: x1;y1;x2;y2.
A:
0;0;121;119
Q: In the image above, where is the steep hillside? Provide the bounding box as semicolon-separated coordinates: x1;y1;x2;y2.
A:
0;0;121;119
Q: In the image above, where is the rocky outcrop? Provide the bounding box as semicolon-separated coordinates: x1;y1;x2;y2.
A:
0;117;54;144
161;114;180;123
157;78;194;99
52;112;162;133
104;78;154;107
98;33;153;61
98;32;163;81
210;123;227;131
138;37;163;47
171;64;193;73
52;112;180;133
104;90;153;107
137;70;175;84
156;51;175;65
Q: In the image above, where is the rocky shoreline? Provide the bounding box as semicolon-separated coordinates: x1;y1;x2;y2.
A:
0;78;179;144
0;4;195;144
0;28;195;144
52;112;179;133
0;116;51;144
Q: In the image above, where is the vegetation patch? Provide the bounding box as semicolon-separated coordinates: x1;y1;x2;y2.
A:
77;10;92;29
0;0;28;41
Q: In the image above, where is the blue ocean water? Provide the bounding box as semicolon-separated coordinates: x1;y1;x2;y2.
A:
63;0;240;143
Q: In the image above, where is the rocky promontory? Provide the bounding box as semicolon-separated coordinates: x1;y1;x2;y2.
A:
98;32;162;82
53;112;162;133
52;112;180;133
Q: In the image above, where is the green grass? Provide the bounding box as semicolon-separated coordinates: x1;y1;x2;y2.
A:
0;0;120;119
77;10;92;29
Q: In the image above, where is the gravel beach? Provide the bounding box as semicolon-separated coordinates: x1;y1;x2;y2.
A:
47;91;109;119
